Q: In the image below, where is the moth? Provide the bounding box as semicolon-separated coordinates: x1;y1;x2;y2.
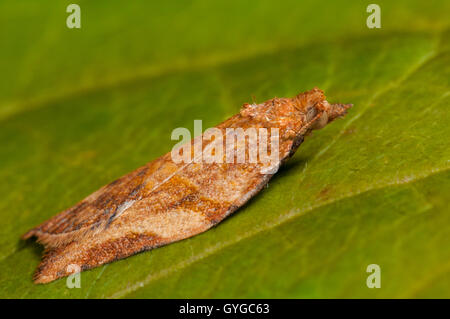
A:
23;87;352;283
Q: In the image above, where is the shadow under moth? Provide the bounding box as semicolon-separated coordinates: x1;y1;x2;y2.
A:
23;88;352;283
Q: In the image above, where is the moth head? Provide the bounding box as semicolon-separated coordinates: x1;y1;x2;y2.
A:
323;102;353;125
304;100;352;131
240;88;352;135
293;88;352;131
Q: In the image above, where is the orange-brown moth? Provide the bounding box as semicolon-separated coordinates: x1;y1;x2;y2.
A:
23;88;352;283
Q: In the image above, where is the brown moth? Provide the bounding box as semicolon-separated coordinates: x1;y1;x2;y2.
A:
23;87;352;283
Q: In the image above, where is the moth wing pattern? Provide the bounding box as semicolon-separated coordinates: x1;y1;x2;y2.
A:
24;146;275;283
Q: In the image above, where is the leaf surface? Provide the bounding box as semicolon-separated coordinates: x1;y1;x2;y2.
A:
0;0;449;298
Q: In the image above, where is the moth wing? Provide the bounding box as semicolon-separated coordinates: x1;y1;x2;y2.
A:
22;161;159;248
31;160;272;283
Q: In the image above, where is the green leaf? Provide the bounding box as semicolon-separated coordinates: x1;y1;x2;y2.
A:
0;0;449;298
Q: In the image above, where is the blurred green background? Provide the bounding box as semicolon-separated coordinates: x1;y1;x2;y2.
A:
0;0;449;298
